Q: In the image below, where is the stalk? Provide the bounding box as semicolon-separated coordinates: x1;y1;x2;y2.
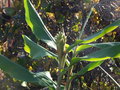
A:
55;31;67;90
78;5;95;39
65;6;94;90
57;65;63;90
57;57;66;90
65;66;73;90
99;66;120;88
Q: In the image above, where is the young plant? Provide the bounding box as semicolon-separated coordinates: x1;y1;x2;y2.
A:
0;0;120;89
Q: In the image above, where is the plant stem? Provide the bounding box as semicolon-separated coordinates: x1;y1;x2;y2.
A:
78;5;95;39
57;58;66;90
99;66;120;88
65;66;73;90
57;67;62;90
65;6;95;90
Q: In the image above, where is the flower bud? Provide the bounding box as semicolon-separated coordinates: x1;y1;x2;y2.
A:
55;31;67;68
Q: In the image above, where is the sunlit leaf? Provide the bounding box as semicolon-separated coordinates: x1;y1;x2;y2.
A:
24;0;56;49
76;42;120;53
72;24;79;32
72;45;120;63
66;19;120;52
71;61;103;79
23;35;57;60
76;45;92;53
66;40;83;53
83;19;120;43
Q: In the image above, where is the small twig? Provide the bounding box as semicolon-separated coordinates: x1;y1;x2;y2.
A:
65;6;96;90
99;66;120;88
78;5;95;39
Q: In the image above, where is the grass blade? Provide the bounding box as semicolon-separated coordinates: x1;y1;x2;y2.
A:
24;0;56;49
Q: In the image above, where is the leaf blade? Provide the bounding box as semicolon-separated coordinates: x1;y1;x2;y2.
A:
70;61;103;81
0;55;57;88
0;55;37;82
24;0;56;49
83;19;120;43
23;35;57;60
72;61;103;77
72;45;120;63
66;20;120;52
76;42;120;53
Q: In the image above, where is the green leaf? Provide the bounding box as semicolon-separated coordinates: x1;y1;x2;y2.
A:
0;55;57;88
72;45;120;63
84;0;91;3
76;42;120;53
88;42;120;48
23;35;57;59
3;7;16;16
34;71;57;88
83;19;120;43
66;40;83;53
24;0;56;49
76;44;92;53
71;61;103;79
0;55;37;82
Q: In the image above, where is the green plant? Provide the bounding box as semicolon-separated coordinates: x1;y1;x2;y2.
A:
0;0;120;89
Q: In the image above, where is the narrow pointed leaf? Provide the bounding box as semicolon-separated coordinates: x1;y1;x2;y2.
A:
89;42;120;48
72;45;120;63
23;35;57;59
24;0;56;49
0;55;57;88
76;42;120;53
76;61;103;75
71;61;103;80
76;44;92;53
83;19;120;43
66;40;83;53
34;71;57;88
67;20;120;51
0;55;38;82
